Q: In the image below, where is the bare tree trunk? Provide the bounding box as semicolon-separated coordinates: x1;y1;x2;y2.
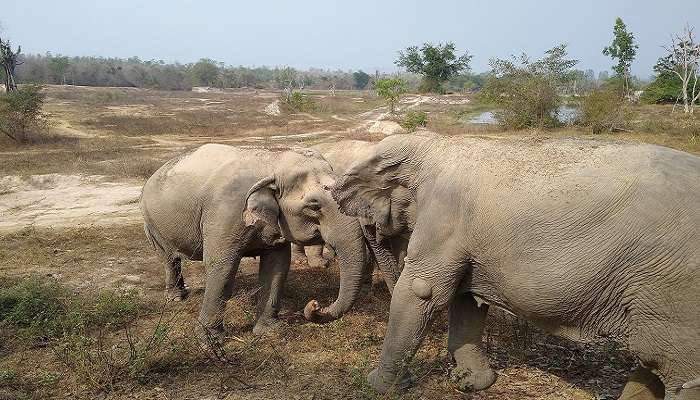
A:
663;25;700;114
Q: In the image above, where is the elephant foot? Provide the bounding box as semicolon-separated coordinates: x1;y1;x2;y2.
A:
196;323;227;348
306;256;330;269
450;344;496;391
367;368;412;394
252;317;284;336
450;365;496;392
165;286;190;302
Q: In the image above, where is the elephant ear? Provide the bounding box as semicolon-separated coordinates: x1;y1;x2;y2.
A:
242;176;280;228
330;150;407;232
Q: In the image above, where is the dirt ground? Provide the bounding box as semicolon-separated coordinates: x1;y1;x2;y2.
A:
1;85;698;399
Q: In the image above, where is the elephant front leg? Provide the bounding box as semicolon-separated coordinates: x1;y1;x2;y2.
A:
448;293;495;391
253;244;291;335
367;270;438;393
198;252;241;340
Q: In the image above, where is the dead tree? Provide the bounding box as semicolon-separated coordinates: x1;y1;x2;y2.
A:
661;25;700;113
0;36;22;92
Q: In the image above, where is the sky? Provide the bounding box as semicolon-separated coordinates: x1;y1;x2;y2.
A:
3;0;699;78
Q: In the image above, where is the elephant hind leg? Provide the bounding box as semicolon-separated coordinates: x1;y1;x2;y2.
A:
305;244;331;269
618;367;664;400
448;293;495;392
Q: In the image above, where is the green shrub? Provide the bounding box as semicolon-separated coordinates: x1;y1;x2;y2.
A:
580;89;632;134
641;72;698;105
0;277;179;391
283;91;315;112
479;44;578;129
0;277;70;339
0;276;141;342
480;74;561;129
0;85;49;143
401;111;428;131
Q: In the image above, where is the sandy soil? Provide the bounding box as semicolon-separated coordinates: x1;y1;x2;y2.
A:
0;174;142;232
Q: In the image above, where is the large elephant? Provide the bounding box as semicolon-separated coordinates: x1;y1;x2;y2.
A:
332;134;700;399
140;143;368;336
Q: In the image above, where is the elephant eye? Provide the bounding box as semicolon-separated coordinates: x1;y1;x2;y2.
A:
305;201;322;211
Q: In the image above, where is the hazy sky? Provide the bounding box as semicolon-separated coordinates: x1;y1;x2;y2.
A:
4;0;699;77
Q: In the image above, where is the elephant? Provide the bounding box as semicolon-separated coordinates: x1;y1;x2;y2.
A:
331;134;700;399
140;143;369;337
296;140;405;300
292;140;377;271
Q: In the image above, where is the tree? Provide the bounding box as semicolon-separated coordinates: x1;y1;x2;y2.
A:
47;55;71;85
375;78;407;113
655;24;700;113
275;67;296;102
0;35;22;92
353;70;370;90
396;42;471;93
480;44;579;129
189;59;219;87
603;17;638;95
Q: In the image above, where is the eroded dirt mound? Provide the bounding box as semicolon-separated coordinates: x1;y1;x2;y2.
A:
0;174;142;232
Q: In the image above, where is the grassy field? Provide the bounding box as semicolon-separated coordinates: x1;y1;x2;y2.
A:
1;85;698;399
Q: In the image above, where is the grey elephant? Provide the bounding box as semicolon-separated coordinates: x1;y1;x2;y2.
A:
332;134;700;399
291;140;377;271
140;143;368;336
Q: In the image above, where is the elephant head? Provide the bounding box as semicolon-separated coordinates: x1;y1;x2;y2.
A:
328;136;423;287
242;148;368;322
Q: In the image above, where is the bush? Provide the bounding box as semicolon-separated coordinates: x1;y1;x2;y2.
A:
0;277;69;339
282;91;315;112
641;72;696;105
481;74;561;129
580;89;631;134
0;276;141;343
0;277;181;391
401;111;428;131
0;85;50;143
479;44;578;129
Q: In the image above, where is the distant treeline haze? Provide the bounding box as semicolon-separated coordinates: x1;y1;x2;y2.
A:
15;54;613;93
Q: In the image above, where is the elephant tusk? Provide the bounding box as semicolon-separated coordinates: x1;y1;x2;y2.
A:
683;377;700;389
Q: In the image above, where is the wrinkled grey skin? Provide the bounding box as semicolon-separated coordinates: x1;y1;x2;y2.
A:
332;134;700;399
140;144;367;336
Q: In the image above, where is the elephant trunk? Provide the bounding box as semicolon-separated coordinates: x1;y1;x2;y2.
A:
361;224;398;293
304;214;366;323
